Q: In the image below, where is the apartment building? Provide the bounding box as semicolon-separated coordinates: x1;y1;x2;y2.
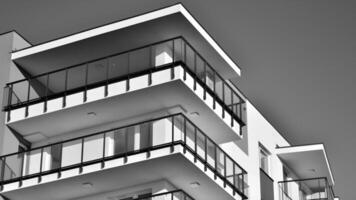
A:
0;4;338;200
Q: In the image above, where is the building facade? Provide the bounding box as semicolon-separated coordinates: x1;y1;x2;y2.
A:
0;4;338;200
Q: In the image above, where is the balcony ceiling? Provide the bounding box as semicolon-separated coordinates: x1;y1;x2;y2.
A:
0;154;236;200
276;144;334;186
12;10;239;80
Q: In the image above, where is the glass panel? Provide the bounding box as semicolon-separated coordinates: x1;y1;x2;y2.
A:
138;122;151;150
87;59;108;85
151;118;172;146
195;55;205;81
196;129;205;159
206;138;216;168
154;41;173;67
185;120;195;150
29;76;47;101
184;43;195;72
235;164;244;189
61;139;82;167
83;134;104;162
11;81;28;104
173;38;183;62
173;115;184;142
226;156;234;184
129;47;150;74
2;153;23;181
215;74;224;101
113;128;127;155
205;66;215;91
108;54;129;80
23;149;42;176
48;70;66;95
2;86;10;107
216;148;225;176
67;64;86;91
224;84;232;107
42;144;61;172
172;191;184;200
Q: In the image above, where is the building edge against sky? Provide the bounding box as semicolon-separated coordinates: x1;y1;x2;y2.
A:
0;3;339;200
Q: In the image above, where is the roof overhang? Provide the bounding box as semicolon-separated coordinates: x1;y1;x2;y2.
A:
11;4;241;77
276;144;335;185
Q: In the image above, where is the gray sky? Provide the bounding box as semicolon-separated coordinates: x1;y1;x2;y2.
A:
1;0;355;199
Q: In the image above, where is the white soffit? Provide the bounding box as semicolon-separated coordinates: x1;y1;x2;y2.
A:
11;4;241;76
276;144;335;185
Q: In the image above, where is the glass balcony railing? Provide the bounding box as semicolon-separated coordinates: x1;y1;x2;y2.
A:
278;178;335;200
3;37;246;126
123;189;195;200
0;113;248;199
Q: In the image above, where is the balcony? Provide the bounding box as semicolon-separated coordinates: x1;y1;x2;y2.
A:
0;113;248;200
3;37;246;142
278;178;335;200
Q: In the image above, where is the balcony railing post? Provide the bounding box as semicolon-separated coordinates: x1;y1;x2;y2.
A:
44;73;49;112
58;143;63;178
194;127;197;163
0;157;5;191
126;53;130;91
84;64;88;102
19;152;25;187
193;54;197;90
233;164;236;195
203;63;207;100
148;45;153;86
25;81;30;117
222;83;225;118
101;132;106;169
171;40;175;80
213;72;216;109
223;154;227;188
105;59;109;97
171;116;175;153
183;117;187;154
214;146;217;180
38;148;44;183
6;85;12;122
63;68;68;108
242;173;245;197
204;137;207;171
79;138;84;173
147;122;152;158
231;92;234;127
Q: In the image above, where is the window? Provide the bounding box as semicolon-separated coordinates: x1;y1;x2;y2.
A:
259;145;270;173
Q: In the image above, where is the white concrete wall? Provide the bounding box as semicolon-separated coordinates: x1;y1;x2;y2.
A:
0;31;30;155
220;101;290;200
